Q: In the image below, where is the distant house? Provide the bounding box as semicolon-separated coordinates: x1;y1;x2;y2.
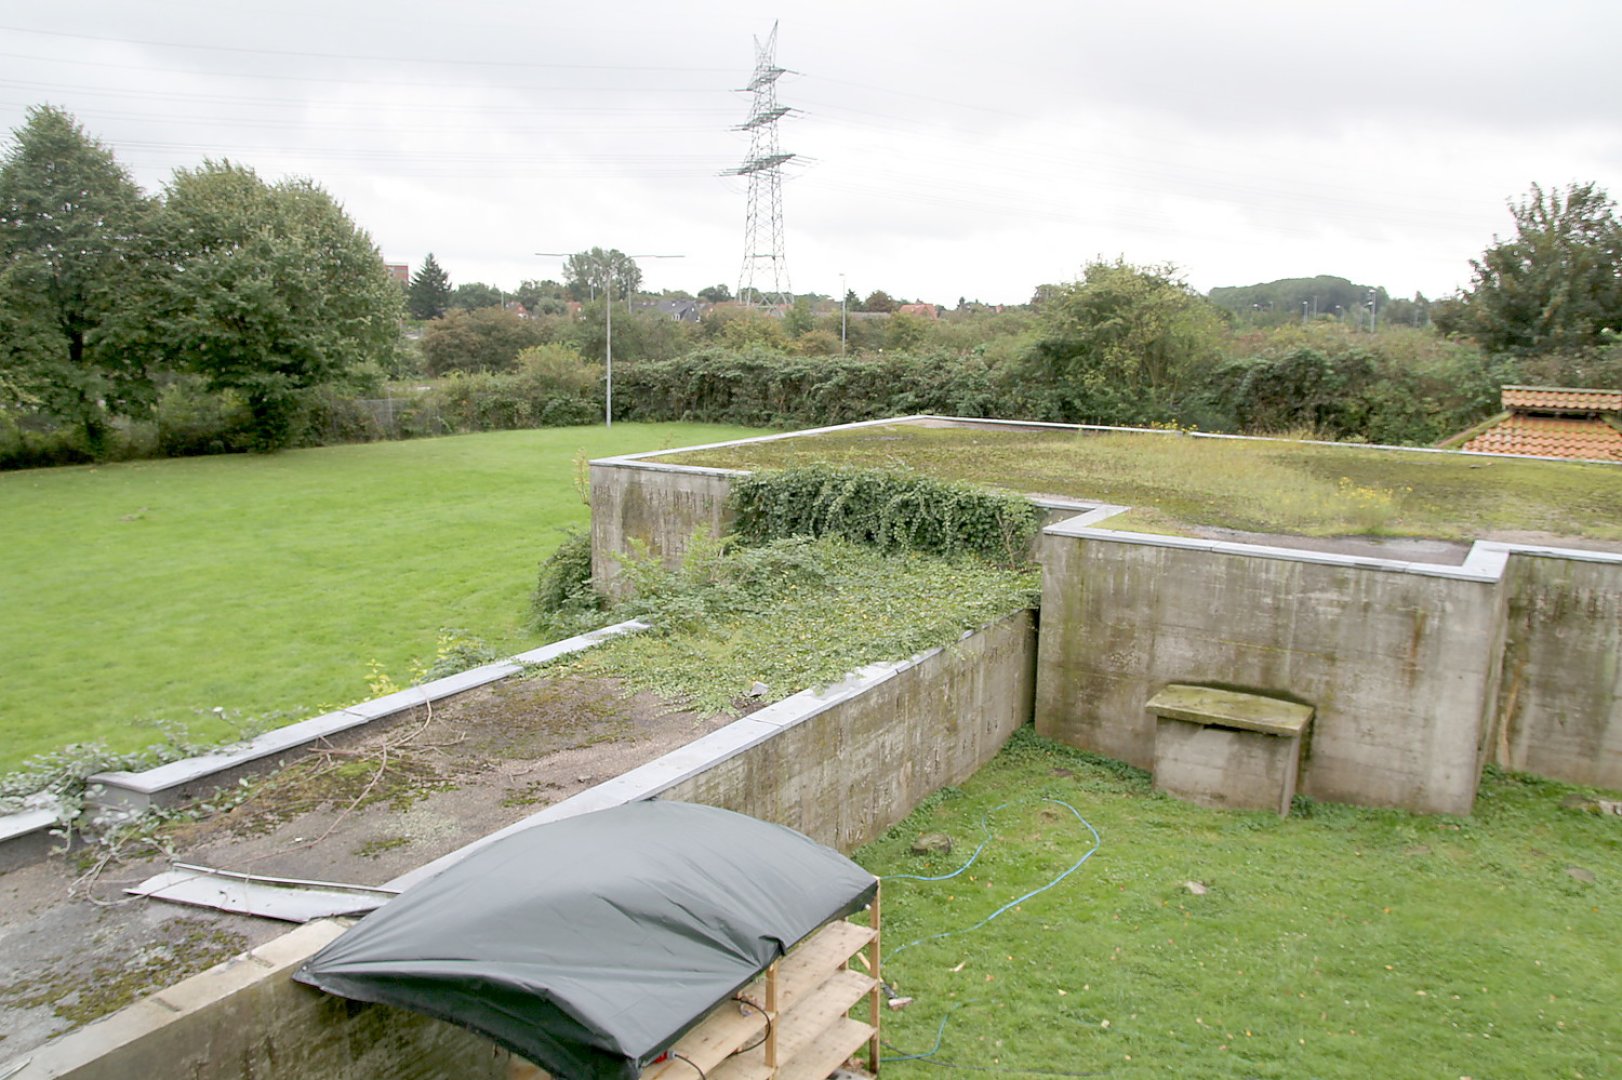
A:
896;303;938;319
640;299;704;323
384;263;410;286
1442;385;1622;461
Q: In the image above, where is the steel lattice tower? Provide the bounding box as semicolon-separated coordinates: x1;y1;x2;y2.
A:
730;23;793;307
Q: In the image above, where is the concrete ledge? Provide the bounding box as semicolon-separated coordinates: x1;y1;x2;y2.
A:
82;621;648;817
388;611;1035;892
2;919;509;1080
0;805;64;873
1146;684;1313;737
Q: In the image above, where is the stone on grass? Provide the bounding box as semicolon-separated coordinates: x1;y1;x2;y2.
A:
911;833;953;855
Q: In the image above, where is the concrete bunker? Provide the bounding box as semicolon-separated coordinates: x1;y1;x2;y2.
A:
4;413;1619;1079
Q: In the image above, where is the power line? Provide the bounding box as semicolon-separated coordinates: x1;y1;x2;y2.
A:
0;24;735;73
0;50;735;95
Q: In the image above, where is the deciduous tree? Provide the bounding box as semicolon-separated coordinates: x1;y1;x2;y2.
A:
138;161;400;449
1463;182;1622;354
1033;259;1227;422
0;105;149;450
451;281;503;311
563;247;641;307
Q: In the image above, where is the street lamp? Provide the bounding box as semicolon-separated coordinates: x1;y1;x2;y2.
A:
840;272;848;353
535;251;684;427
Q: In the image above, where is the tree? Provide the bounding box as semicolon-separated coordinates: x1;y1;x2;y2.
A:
861;289;898;313
0;105;149;451
563;247;641;308
420;306;547;375
408;253;452;319
1033;259;1227;423
1462;182;1622;354
698;283;733;304
138;161;401;450
514;278;568;316
451;281;503;311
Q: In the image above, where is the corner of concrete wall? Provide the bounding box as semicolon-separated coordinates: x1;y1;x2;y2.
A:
1035;533;1497;815
590;463;736;596
1489;552;1622;787
661;609;1038;851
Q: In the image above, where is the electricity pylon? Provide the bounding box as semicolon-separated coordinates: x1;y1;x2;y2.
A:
730;22;794;308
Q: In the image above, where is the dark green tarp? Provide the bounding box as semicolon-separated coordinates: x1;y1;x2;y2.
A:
294;800;877;1080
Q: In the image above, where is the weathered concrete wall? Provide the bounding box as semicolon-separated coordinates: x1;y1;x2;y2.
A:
589;462;737;593
1035;531;1500;815
661;610;1038;851
11;612;1038;1079
6;921;511;1080
1489;551;1622;787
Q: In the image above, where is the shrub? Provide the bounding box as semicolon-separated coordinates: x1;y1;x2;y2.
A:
728;464;1040;566
529;529;602;637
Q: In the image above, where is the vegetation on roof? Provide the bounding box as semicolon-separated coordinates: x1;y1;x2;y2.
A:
532;535;1038;716
660;423;1622;541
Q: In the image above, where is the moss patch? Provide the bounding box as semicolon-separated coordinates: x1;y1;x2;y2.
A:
662;423;1622;541
1;925;248;1028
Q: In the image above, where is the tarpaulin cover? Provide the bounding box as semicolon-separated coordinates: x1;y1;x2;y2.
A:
294;800;878;1080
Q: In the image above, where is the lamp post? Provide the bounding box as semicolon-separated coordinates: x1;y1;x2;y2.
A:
535;251;683;427
840;272;848;353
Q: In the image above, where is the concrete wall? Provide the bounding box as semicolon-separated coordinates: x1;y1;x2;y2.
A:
1035;529;1502;815
10;611;1038;1080
7;921;511;1080
1489;550;1622;787
590;462;738;594
661;609;1037;851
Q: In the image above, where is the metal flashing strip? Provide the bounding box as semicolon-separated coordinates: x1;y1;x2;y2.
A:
84;620;649;815
1042;521;1503;582
129;864;399;922
1042;519;1622;583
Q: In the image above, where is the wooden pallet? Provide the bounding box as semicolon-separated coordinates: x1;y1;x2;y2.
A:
643;888;882;1080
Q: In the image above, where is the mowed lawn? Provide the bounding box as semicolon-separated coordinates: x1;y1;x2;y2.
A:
861;731;1618;1079
0;423;760;772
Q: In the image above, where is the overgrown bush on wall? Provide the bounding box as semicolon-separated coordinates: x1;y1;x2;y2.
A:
728;464;1040;566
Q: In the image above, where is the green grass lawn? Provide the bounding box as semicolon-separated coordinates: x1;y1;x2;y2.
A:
858;730;1618;1079
663;423;1622;541
0;423;760;772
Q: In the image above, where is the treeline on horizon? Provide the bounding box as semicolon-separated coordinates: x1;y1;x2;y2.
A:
4;106;1620;470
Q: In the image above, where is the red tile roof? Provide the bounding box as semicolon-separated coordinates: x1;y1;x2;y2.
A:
1500;385;1622;413
1462;414;1622;461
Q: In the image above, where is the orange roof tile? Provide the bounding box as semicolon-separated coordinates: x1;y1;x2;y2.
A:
1500;385;1622;413
1461;414;1622;461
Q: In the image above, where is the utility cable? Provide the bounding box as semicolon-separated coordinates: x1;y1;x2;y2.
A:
883;797;1100;963
879;798;1104;1072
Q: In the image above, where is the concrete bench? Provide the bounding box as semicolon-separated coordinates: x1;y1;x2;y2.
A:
1145;684;1313;817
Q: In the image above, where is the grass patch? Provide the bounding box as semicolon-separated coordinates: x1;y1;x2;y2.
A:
0;422;762;771
858;729;1618;1079
538;536;1037;716
663;424;1622;541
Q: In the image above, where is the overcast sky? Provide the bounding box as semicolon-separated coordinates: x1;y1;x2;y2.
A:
5;1;1620;305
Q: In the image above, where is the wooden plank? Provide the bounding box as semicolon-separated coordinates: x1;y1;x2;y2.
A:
644;921;876;1080
868;886;881;1073
709;971;876;1080
777;1018;878;1080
